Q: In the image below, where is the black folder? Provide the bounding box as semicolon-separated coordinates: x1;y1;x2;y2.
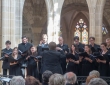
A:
8;57;22;62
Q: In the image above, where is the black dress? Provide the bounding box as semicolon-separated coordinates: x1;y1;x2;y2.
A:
98;51;109;76
9;55;22;76
66;53;79;75
81;54;94;76
27;55;39;79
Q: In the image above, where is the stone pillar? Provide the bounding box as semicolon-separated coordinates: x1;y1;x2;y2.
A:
2;0;25;48
45;0;54;43
86;0;97;37
45;0;64;43
95;0;106;44
53;0;64;44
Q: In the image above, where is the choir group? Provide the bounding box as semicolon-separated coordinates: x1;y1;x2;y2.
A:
1;34;110;81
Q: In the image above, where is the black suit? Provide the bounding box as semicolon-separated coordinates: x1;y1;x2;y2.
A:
90;44;100;53
37;43;49;55
40;50;65;74
57;44;69;74
18;42;33;77
74;43;85;53
57;44;69;53
1;48;12;75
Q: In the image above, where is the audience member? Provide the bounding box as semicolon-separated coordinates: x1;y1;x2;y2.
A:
89;70;100;78
49;73;65;85
10;76;25;85
86;75;97;85
88;78;108;85
42;70;53;85
25;76;41;85
64;72;78;85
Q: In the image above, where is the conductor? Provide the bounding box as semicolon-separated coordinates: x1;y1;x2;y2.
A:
40;42;65;74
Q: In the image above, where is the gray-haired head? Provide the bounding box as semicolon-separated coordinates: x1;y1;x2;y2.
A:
89;70;100;78
49;73;65;85
64;72;77;84
42;70;53;83
88;78;108;85
10;76;25;85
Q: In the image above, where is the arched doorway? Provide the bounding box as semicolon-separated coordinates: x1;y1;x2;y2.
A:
60;0;89;46
23;0;47;45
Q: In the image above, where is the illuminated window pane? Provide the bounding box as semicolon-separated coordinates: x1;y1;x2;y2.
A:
74;19;88;44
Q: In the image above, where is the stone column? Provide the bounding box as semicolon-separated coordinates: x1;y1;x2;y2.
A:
95;0;106;44
2;0;25;48
53;0;64;44
45;0;54;43
86;0;97;37
45;0;64;44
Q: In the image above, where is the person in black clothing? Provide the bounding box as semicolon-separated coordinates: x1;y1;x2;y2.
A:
18;36;33;77
56;37;69;74
42;70;53;85
26;46;39;79
106;38;110;51
66;44;79;75
79;45;94;76
96;43;109;76
37;34;49;55
40;42;65;74
89;37;100;53
37;34;48;81
57;37;69;53
9;47;22;76
73;36;85;53
1;40;12;75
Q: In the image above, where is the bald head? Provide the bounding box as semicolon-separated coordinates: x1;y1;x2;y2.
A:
64;72;77;84
58;37;64;45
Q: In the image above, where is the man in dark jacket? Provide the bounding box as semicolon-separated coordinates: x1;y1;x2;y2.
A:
37;34;49;55
1;40;12;75
57;37;69;74
18;36;33;77
73;36;85;53
40;42;65;74
89;37;100;53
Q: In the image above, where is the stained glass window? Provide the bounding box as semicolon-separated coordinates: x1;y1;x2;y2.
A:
74;19;88;44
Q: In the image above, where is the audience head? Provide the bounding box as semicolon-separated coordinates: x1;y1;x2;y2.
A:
58;37;64;45
42;70;53;83
100;43;107;51
73;36;79;45
89;70;100;78
89;37;95;45
42;34;48;43
64;72;77;85
22;36;28;44
86;75;97;85
88;78;108;85
25;76;41;85
5;40;11;48
49;42;56;50
49;73;65;85
10;76;25;85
